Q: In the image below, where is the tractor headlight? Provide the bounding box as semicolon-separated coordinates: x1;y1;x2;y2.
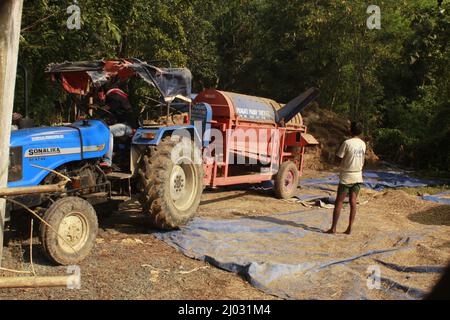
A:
8;146;23;182
141;132;156;140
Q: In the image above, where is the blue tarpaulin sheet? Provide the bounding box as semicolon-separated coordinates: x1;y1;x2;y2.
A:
301;170;442;191
421;191;450;205
155;210;433;300
301;170;450;204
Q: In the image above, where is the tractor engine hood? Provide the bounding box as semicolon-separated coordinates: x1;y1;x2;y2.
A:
8;120;110;188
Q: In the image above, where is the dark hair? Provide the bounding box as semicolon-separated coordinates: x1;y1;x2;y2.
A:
350;121;363;136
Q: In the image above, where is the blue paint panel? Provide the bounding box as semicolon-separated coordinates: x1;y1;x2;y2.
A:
191;103;212;147
8;120;110;187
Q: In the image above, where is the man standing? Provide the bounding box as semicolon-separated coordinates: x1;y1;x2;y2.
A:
326;122;366;235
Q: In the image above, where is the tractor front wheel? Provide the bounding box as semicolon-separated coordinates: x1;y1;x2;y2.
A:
138;136;203;230
39;197;98;265
274;161;299;199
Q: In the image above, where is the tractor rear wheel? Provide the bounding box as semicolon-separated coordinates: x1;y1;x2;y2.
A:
39;197;98;265
138;136;203;230
274;161;299;199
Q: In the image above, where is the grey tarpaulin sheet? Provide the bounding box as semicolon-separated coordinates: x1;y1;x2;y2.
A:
301;170;442;191
421;191;450;205
242;171;446;197
301;170;449;204
155;209;431;300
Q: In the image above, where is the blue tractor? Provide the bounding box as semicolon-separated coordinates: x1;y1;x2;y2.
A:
6;59;206;265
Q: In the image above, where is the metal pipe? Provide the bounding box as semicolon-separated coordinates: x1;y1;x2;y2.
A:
276;87;320;125
166;102;171;124
17;64;29;118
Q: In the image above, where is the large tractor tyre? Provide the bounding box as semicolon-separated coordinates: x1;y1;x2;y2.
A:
39;197;98;265
138;136;204;230
274;161;300;199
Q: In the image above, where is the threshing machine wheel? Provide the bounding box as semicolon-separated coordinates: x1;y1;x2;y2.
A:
274;161;300;199
39;197;98;265
138;136;203;230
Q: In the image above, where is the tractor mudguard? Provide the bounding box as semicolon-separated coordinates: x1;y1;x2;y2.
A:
8;119;110;188
130;125;203;177
132;103;212;148
132;125;203;147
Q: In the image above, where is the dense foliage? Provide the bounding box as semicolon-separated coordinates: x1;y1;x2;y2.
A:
15;0;449;171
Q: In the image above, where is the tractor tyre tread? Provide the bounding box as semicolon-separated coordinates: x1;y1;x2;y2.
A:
39;197;98;265
138;136;203;230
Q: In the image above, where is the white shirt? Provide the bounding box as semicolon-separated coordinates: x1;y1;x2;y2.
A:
336;137;366;185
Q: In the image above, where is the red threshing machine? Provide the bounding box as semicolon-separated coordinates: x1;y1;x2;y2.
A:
193;88;319;199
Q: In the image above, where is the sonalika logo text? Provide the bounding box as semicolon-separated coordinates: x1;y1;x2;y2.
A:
28;147;61;156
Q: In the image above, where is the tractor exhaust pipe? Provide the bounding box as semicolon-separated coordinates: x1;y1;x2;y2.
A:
277;87;319;125
17;64;34;129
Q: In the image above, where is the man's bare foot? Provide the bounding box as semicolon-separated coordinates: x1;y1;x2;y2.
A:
325;228;336;234
344;228;352;235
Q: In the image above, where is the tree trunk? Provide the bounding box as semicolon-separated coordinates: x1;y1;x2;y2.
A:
0;0;23;267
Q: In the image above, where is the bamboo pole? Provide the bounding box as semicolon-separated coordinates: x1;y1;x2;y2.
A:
0;184;66;197
0;163;72;197
0;275;76;289
0;0;24;267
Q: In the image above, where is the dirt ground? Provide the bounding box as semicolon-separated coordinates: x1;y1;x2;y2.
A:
1;168;449;300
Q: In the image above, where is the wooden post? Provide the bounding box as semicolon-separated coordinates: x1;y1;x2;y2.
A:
0;0;24;267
